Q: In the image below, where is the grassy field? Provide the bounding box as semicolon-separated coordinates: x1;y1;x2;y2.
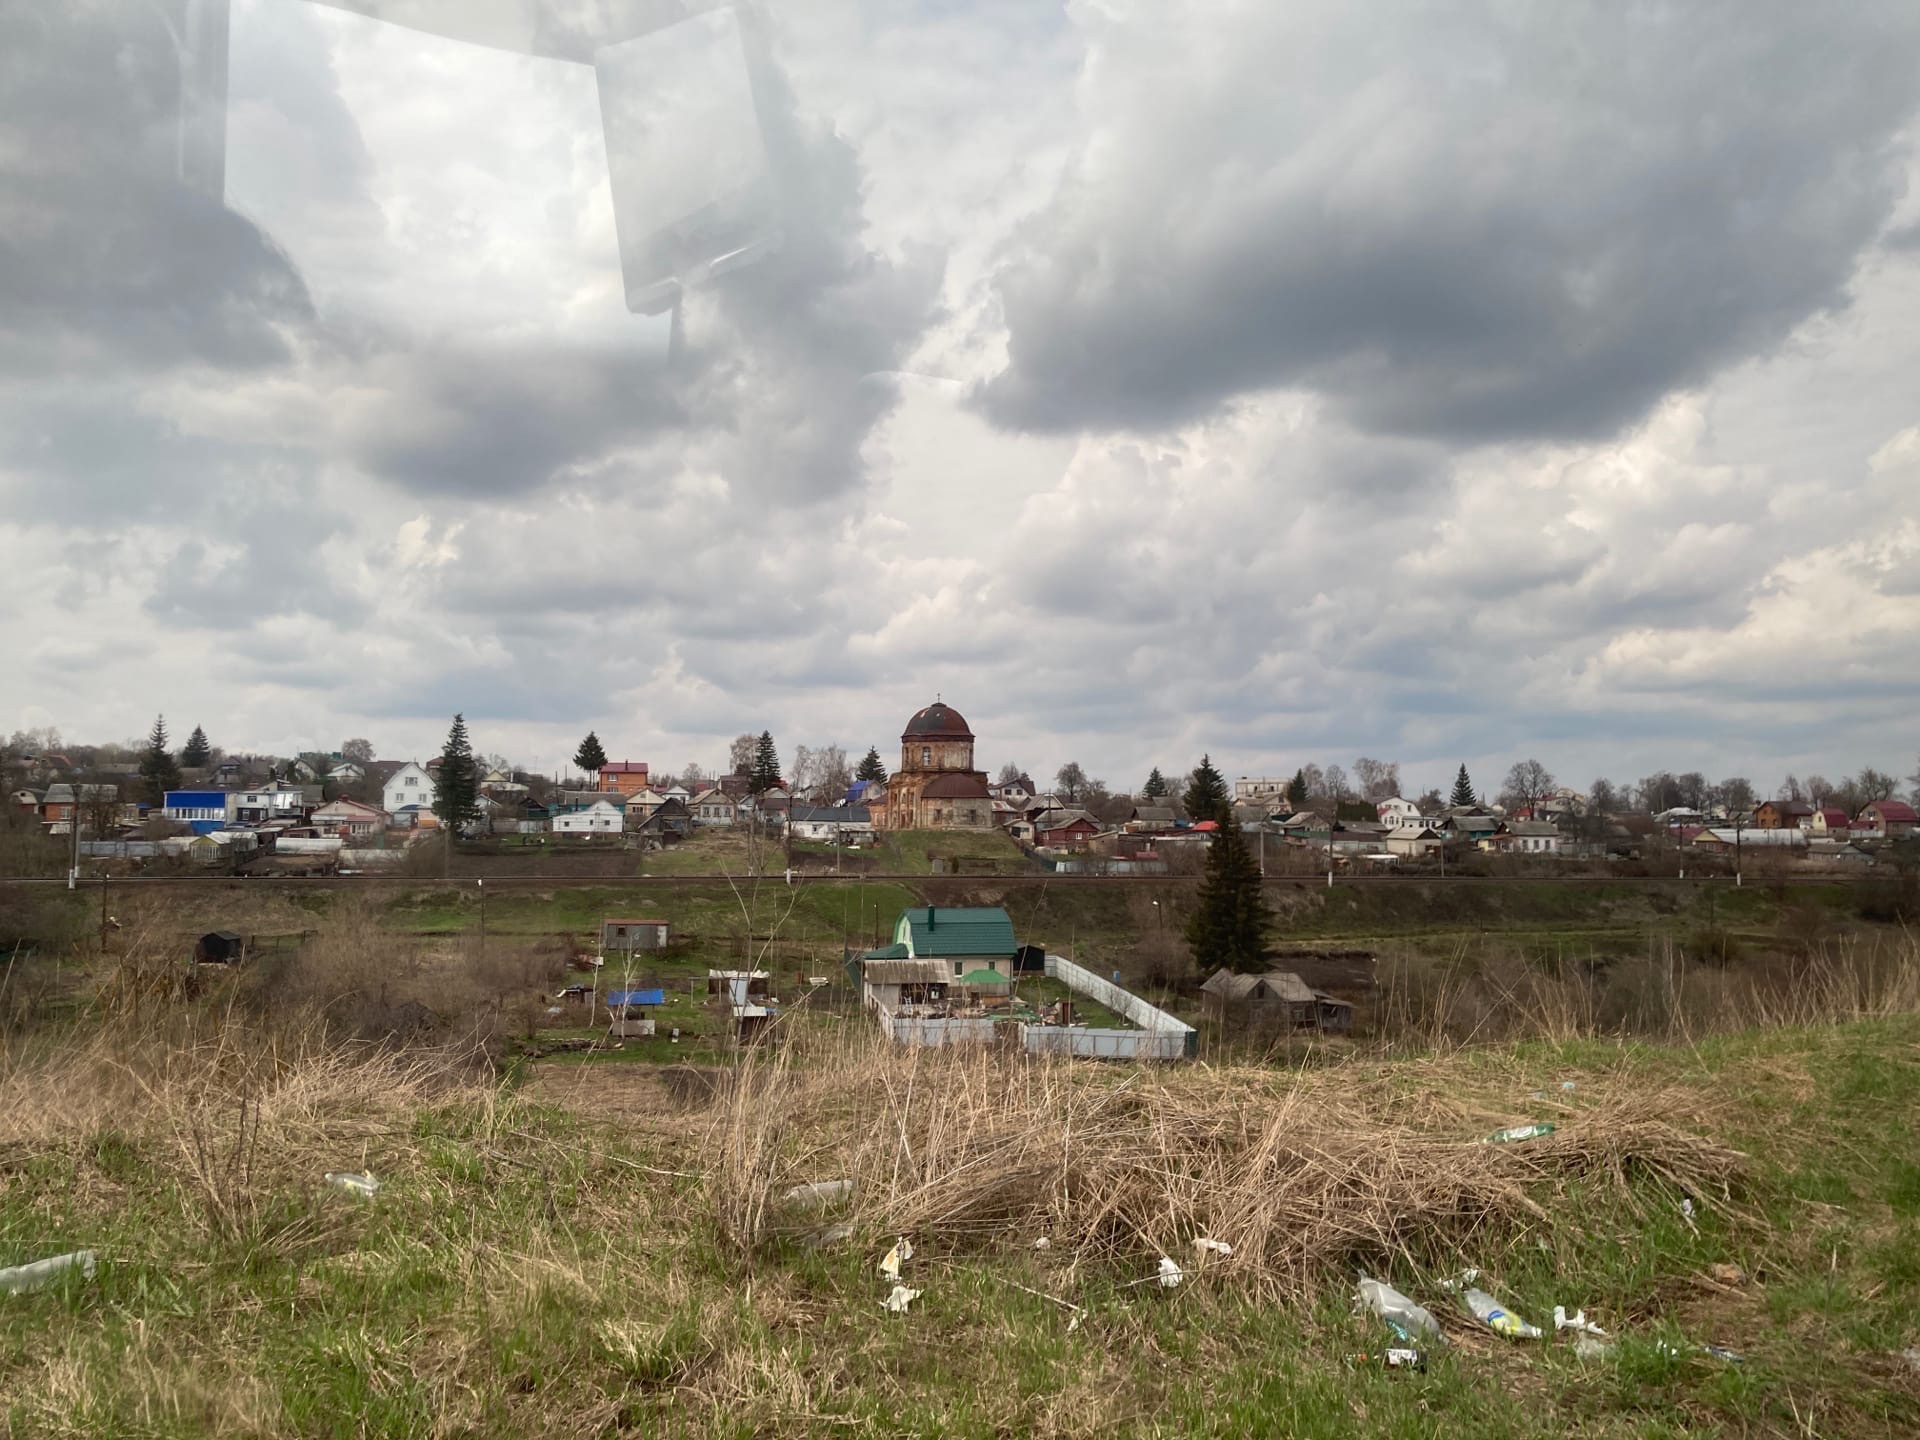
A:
2;1008;1917;1437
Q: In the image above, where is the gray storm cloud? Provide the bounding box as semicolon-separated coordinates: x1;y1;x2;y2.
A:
978;0;1920;443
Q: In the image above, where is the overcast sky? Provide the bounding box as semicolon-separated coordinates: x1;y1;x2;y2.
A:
4;0;1920;797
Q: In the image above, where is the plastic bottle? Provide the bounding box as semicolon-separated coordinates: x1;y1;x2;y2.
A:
0;1250;97;1295
1461;1287;1543;1339
1485;1123;1556;1144
1356;1277;1445;1344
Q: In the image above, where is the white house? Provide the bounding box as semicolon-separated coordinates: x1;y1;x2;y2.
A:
327;761;365;783
383;762;435;816
1234;776;1291;803
312;798;388;837
1385;825;1445;858
788;805;875;844
1376;796;1422;830
1504;820;1565;855
553;799;625;835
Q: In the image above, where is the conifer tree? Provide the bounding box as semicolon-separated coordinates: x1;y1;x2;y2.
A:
1186;814;1268;972
139;714;181;804
1142;766;1169;799
856;746;888;784
1450;764;1477;808
1183;753;1229;825
750;731;782;794
180;725;211;768
573;730;608;778
1286;768;1308;807
432;714;481;831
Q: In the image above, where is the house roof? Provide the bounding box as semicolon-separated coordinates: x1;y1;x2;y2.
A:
959;968;1012;987
601;762;649;775
1817;807;1850;827
1866;800;1918;824
862;958;951;984
1767;800;1814;816
791;805;872;824
922;772;991;799
1200;968;1315;1004
1131;805;1175;822
902;701;973;740
861;943;910;961
898;906;1016;958
606;989;665;1008
1036;808;1099;830
603;917;669;926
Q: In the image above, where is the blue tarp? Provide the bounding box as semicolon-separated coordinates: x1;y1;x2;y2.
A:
606;989;665;1009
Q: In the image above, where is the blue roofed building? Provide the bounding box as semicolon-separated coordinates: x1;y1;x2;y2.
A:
163;789;230;836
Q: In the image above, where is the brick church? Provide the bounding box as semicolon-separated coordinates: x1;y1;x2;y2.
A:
875;699;993;830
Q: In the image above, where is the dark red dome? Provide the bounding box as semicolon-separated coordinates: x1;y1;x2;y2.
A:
902;702;973;740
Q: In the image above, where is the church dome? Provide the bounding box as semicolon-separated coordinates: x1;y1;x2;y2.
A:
902;701;973;741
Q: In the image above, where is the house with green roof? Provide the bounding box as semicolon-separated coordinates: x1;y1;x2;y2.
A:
888;905;1018;980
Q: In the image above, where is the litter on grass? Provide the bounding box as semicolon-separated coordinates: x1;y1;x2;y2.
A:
1033;1237;1051;1250
1460;1285;1543;1339
1355;1277;1445;1345
1680;1197;1699;1235
878;1237;913;1280
881;1285;922;1314
1157;1256;1184;1288
1553;1306;1609;1338
1485;1123;1556;1144
780;1179;853;1210
1574;1334;1613;1361
1194;1238;1234;1257
323;1171;379;1199
0;1251;97;1295
801;1221;856;1250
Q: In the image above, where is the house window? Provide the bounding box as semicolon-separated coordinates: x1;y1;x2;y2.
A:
921;747;931;766
953;961;964;976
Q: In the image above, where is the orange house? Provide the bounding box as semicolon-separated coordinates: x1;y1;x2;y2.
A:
598;761;651;796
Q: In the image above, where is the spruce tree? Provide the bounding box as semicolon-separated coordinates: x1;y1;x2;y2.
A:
1142;766;1168;800
1183;753;1229;825
432;714;481;832
573;730;608;778
1286;768;1308;807
750;731;782;794
181;725;211;768
1450;764;1476;808
139;715;181;804
1185;814;1268;972
856;746;888;784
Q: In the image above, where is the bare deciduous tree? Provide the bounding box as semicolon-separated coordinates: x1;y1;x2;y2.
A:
728;733;756;778
1353;757;1401;801
1503;759;1555;813
1055;762;1089;801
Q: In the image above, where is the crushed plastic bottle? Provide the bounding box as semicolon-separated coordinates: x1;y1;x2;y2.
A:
1193;1237;1234;1257
0;1250;97;1295
1485;1123;1556;1144
1574;1334;1613;1361
323;1172;379;1200
1352;1348;1427;1370
1356;1276;1445;1345
1460;1286;1543;1339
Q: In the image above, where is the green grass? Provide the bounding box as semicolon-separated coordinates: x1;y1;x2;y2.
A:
5;1014;1919;1436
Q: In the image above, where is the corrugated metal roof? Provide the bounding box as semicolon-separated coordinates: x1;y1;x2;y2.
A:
1201;968;1315;1004
606;989;665;1008
899;906;1016;958
863;959;951;984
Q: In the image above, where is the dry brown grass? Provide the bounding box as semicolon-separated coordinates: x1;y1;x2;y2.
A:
706;1028;1745;1296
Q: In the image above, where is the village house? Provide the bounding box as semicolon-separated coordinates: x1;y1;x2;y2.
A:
990;773;1035;807
1126;804;1176;833
1503;819;1565;856
689;788;737;826
382;762;434;816
311;798;388;837
1385;825;1446;859
1233;777;1290;803
227;782;319;825
327;761;365;783
600;918;670;953
162;788;230;835
1754;799;1814;830
788;805;875;844
596;761;651;796
1809;806;1853;836
1035;808;1101;850
1199;968;1353;1033
631;795;692;840
553;797;625;836
883;906;1018;981
1376;796;1423;830
1857;800;1918;840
